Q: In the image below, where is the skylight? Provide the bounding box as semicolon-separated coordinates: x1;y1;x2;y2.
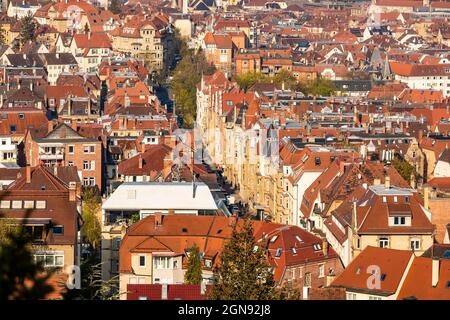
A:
275;248;282;257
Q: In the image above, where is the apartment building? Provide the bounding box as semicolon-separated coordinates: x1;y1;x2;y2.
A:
0;135;17;165
111;16;174;71
24;122;103;190
0;165;81;271
331;246;450;300
118;215;343;299
323;180;435;267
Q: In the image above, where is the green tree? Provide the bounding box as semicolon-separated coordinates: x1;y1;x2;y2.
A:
19;13;36;46
81;187;102;250
209;219;276;300
273;69;297;89
62;259;120;300
184;244;203;285
274;281;302;300
298;77;336;96
0;218;55;299
392;155;416;183
235;72;266;92
170;42;215;128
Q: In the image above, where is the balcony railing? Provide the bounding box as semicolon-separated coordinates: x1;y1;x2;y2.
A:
39;152;64;160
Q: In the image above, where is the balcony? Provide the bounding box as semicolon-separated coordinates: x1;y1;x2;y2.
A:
39;152;64;160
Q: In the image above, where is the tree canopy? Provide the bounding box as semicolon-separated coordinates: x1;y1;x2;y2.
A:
81;187;102;250
184;244;203;285
209;219;276;300
0;219;55;299
19;13;36;46
170;34;215;128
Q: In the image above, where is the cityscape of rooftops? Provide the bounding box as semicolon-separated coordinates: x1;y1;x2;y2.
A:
0;0;449;311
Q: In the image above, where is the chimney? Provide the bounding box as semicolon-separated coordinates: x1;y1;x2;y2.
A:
373;178;381;186
384;176;390;189
69;182;76;202
138;155;143;169
410;173;416;189
418;129;423;142
432;258;440;287
352;200;358;230
424;186;430;210
161;284;168;300
200;282;206;295
26;165;31;184
322;238;329;256
155;214;163;227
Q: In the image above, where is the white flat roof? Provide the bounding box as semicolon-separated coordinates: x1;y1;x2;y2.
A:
102;182;218;211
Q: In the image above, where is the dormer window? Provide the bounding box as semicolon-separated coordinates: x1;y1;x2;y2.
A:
393;216;406;225
275;248;282;257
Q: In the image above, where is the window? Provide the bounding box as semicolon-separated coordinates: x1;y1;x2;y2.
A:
89;177;95;186
379;237;389;248
83;177;89;186
410;239;420;251
36;201;46;209
138;296;147;300
393;196;398;203
315;157;321;165
346;293;356;300
275;248;282;257
154;256;171;269
12;200;22;209
33;251;64;267
313;243;321;251
0;200;11;209
393;216;406;225
304;272;311;287
23;201;34;209
319;264;325;278
53;225;64;235
84;145;95;153
139;255;146;267
405;196;409;203
382;196;387;203
68;145;74;154
112;238;121;250
90;160;95;170
19;113;24;119
83;160;90;170
68;161;74;166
